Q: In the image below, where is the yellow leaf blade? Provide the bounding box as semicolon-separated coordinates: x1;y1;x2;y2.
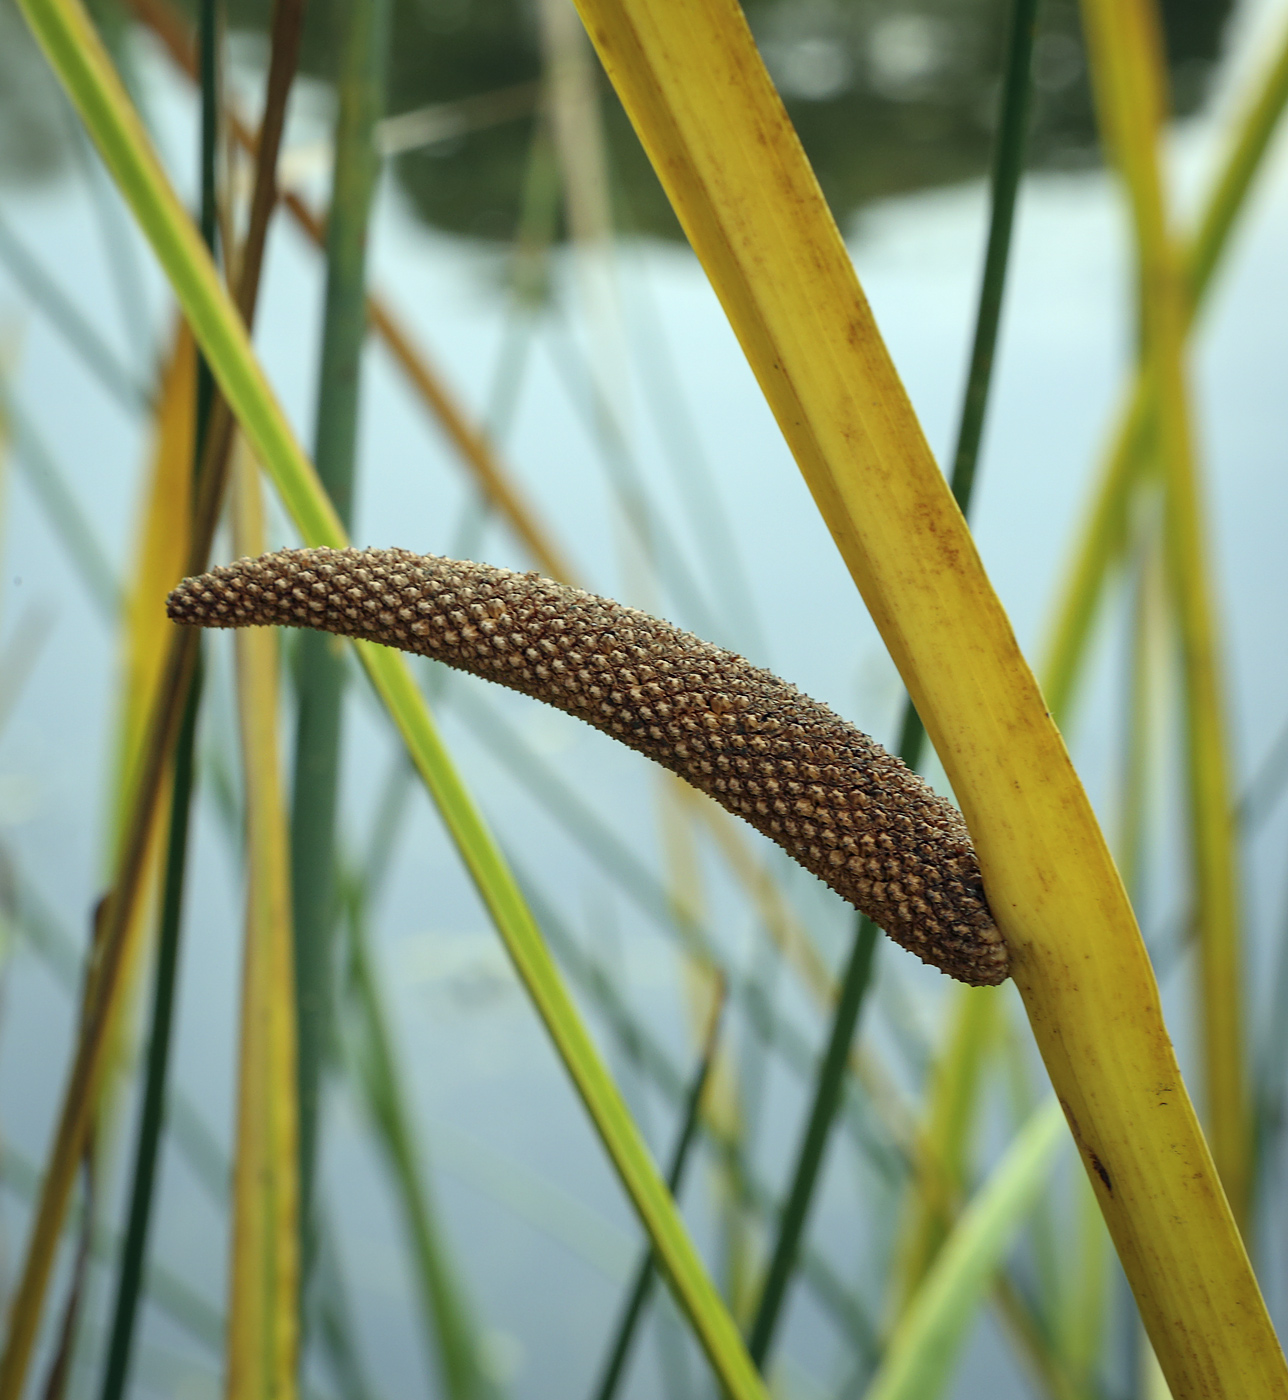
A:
1042;11;1288;731
1078;0;1249;1229
227;439;298;1400
111;321;193;844
568;1;1283;1393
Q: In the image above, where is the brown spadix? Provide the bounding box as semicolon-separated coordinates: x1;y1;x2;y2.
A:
168;547;1007;985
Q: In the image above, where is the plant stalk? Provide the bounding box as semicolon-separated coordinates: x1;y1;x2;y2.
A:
591;984;725;1400
564;0;1284;1390
745;918;877;1368
97;3;219;1385
289;0;390;1254
745;0;1039;1365
895;0;1039;773
97;661;202;1400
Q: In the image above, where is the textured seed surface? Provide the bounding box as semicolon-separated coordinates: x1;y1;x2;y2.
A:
168;547;1007;985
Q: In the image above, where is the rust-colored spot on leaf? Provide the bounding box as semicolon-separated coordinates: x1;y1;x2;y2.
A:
1089;1151;1113;1194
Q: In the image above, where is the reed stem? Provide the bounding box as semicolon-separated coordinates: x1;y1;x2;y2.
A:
289;0;390;1248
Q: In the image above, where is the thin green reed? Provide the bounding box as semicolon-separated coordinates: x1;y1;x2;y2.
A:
899;0;1040;770
0;1140;224;1353
746;919;878;1370
342;878;496;1400
19;684;402;1400
98;0;310;1386
98;3;220;1393
510;858;882;1360
290;0;391;1257
447;684;900;1181
98;661;203;1400
1041;13;1288;728
67;113;155;374
591;986;726;1400
743;0;1040;1373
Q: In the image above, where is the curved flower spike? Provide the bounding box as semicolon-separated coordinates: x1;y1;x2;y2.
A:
168;547;1007;986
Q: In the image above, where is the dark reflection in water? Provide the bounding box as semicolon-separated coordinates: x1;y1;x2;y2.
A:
2;0;1233;239
0;0;73;180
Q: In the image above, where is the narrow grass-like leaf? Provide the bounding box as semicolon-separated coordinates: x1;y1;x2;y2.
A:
12;6;770;1396
0;1144;225;1353
591;983;725;1400
566;1;1283;1392
894;0;1038;768
946;0;1038;516
80;320;194;1400
1042;12;1288;726
226;440;300;1400
1115;534;1166;903
534;0;624;472
1041;404;1149;729
894;986;1001;1316
340;739;497;1397
1184;12;1288;322
100;27;219;1377
109;323;193;849
1078;0;1249;1231
450;688;903;1177
342;884;493;1400
99;659;200;1400
746;917;877;1368
1037;46;1288;1085
39;1075;96;1400
513;861;881;1362
290;0;390;1250
863;1100;1066;1400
